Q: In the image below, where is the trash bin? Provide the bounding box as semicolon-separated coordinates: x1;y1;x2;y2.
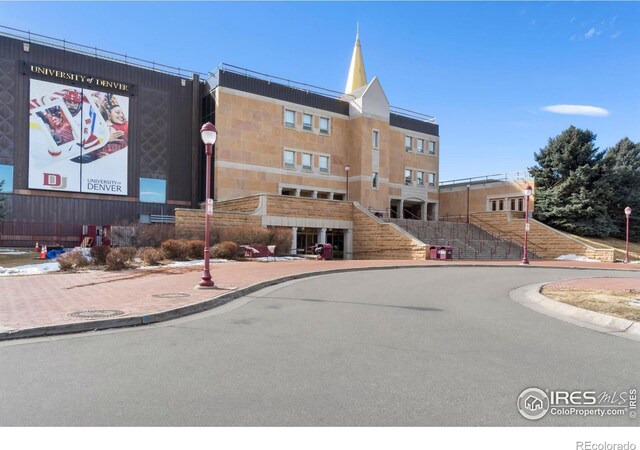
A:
429;246;438;260
437;247;447;260
321;243;333;260
444;245;453;260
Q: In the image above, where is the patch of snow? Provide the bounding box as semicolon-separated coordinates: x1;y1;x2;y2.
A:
0;262;60;276
252;256;305;261
137;259;233;270
555;254;601;262
0;248;32;255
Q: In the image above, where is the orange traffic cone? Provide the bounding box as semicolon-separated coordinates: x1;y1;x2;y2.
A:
39;245;47;259
35;241;40;253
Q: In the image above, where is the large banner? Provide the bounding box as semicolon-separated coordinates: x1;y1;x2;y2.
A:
28;78;129;195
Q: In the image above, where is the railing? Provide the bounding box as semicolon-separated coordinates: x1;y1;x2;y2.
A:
0;221;83;247
0;24;207;79
439;170;531;189
467;214;543;257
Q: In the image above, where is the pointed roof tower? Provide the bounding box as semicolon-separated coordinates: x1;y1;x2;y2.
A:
345;24;367;94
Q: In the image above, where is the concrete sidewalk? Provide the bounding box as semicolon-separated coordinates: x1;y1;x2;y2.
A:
1;258;639;340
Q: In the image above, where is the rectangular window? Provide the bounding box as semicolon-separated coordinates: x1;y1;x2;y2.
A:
404;169;412;185
417;139;425;153
499;200;504;211
417;171;424;186
518;198;524;211
302;153;312;170
284;150;295;168
428;141;436;155
0;164;14;193
492;200;497;211
372;130;379;148
319;117;330;134
139;178;166;204
510;198;516;211
319;156;329;173
372;172;379;188
303;113;312;131
405;136;412;151
284;109;295;128
428;173;436;186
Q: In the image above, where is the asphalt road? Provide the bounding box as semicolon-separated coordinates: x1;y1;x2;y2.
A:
1;267;639;426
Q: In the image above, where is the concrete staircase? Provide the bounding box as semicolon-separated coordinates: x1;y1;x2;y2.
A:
387;219;536;260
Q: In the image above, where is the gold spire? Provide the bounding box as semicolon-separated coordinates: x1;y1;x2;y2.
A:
345;25;367;94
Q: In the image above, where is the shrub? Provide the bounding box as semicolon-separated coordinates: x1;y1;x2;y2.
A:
161;239;190;261
57;251;90;271
221;226;270;246
118;246;138;262
137;247;163;266
105;248;128;271
268;227;293;256
90;245;111;265
211;241;238;260
187;240;205;259
110;223;175;248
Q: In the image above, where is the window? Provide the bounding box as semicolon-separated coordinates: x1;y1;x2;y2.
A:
372;172;379;188
319;156;329;173
139;178;166;204
417;171;424;186
372;130;379;148
404;169;412;185
417;139;424;153
0;164;14;192
284;109;295;128
302;153;312;170
499;200;504;211
284;150;295;168
518;198;524;211
405;136;412;151
428;173;436;186
510;198;516;211
492;200;497;211
303;113;312;131
319;117;330;134
428;141;436;155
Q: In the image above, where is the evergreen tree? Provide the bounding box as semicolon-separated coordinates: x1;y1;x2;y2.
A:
529;126;614;237
600;137;640;237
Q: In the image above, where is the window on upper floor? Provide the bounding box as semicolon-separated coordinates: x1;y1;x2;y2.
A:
417;171;424;186
302;153;312;170
284;150;295;168
372;172;379;189
284;110;296;128
303;114;313;131
428;173;436;186
428;141;436;155
404;169;412;185
417;139;425;153
319;156;329;173
372;130;379;148
405;136;412;151
319;117;330;134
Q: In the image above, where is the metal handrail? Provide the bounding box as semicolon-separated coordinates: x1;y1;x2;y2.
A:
439;170;531;188
469;214;543;256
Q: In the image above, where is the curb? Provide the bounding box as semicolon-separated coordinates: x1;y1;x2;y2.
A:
2;263;639;341
509;282;640;342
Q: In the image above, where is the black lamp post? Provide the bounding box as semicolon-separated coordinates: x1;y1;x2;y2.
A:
521;185;532;265
345;164;350;201
199;122;218;288
624;206;632;264
466;183;470;224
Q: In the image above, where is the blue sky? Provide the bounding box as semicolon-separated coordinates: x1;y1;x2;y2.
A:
2;1;639;181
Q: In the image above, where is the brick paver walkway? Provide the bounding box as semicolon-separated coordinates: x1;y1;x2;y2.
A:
1;259;638;334
543;277;640;292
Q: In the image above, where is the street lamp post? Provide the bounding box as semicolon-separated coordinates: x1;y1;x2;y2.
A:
345;164;350;201
466;184;471;224
624;206;632;264
199;122;218;288
521;185;532;265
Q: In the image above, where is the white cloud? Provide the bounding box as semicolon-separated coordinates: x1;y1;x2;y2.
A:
611;31;622;39
584;28;597;39
541;105;610;117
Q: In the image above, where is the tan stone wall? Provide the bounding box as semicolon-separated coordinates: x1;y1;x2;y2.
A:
266;195;352;220
212;196;261;213
470;211;614;262
175;208;262;240
353;204;427;260
439;179;535;219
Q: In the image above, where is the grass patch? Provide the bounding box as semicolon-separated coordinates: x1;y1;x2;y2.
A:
0;249;52;268
542;287;640;321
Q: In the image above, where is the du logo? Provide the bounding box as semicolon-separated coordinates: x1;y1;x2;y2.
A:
43;173;67;189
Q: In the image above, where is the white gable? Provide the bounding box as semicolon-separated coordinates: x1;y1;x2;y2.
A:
347;76;390;121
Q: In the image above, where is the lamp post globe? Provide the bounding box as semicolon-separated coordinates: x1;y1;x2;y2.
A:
199;122;218;288
521;185;532;265
624;206;632;264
